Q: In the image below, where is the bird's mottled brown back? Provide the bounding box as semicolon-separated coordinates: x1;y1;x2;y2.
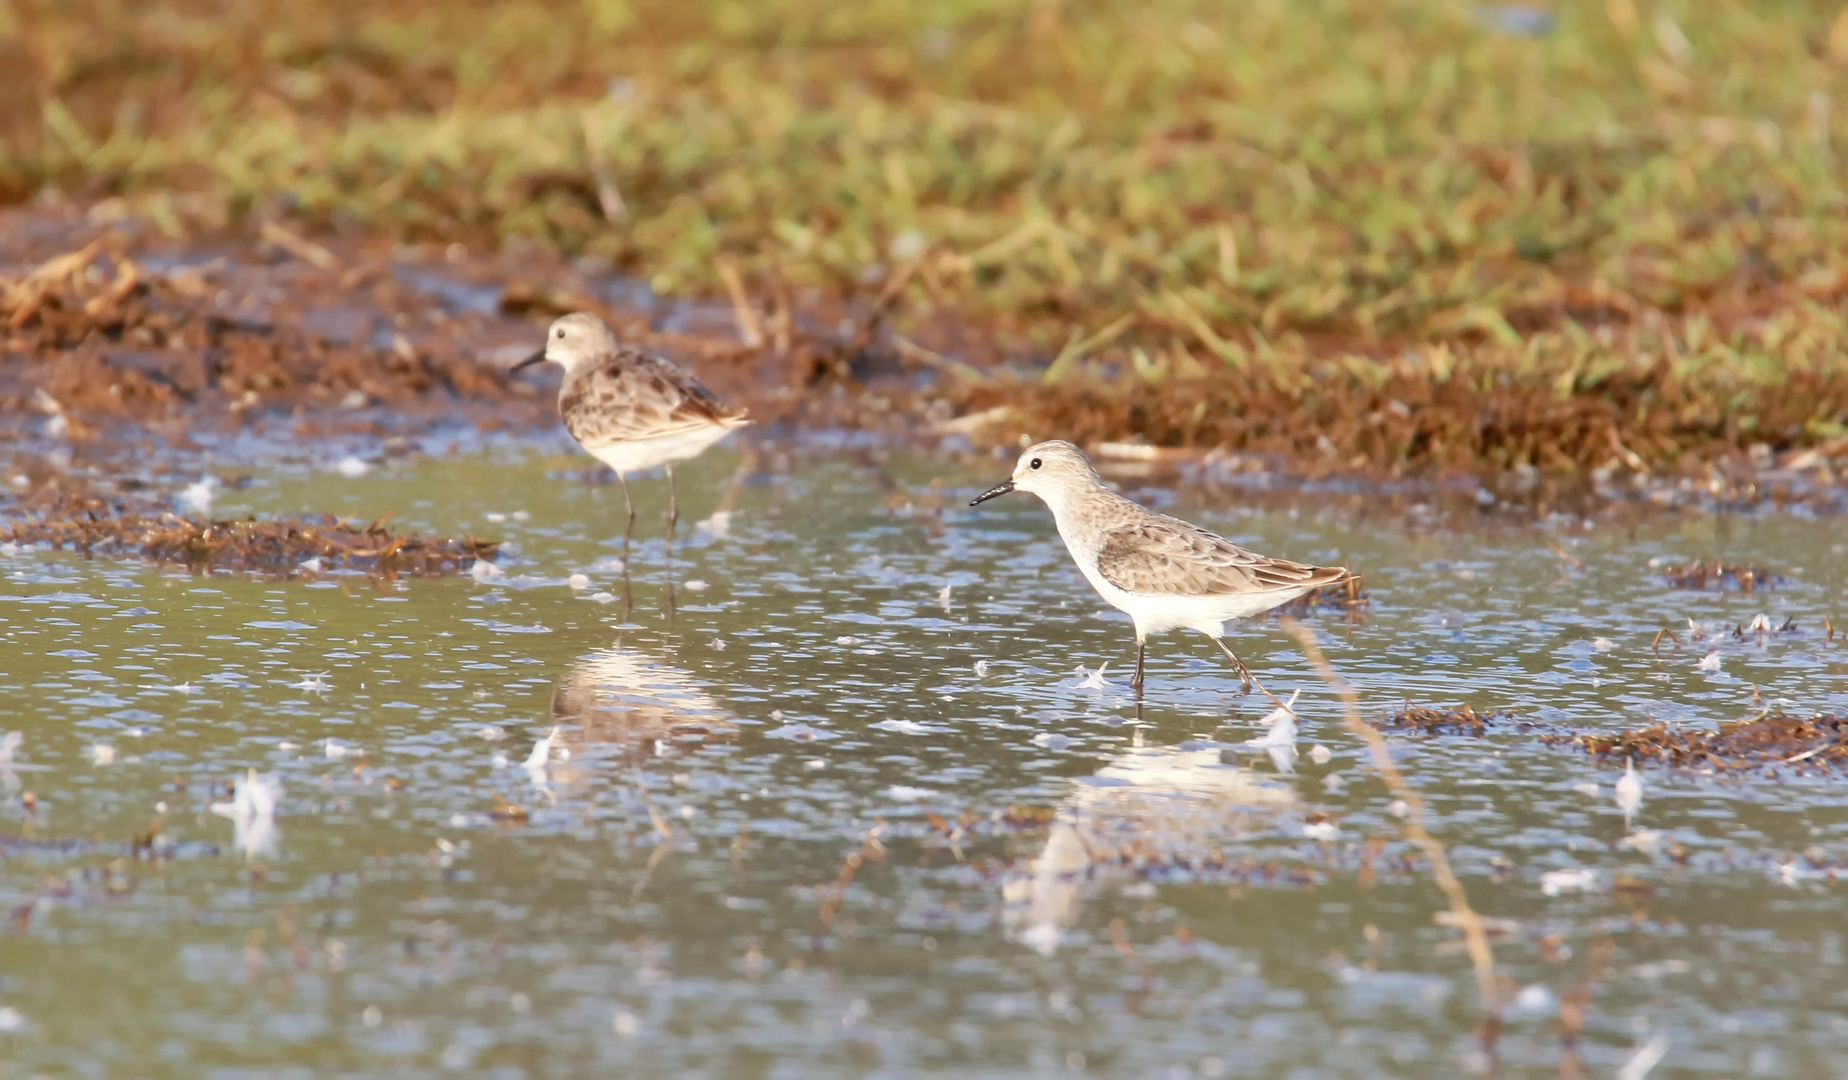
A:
559;349;747;449
1092;505;1349;597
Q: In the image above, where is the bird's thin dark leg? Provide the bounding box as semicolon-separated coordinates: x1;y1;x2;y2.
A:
1132;640;1147;693
617;472;635;555
1210;637;1294;712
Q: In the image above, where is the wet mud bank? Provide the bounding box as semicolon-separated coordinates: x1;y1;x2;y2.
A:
0;208;925;456
5;208;1848;503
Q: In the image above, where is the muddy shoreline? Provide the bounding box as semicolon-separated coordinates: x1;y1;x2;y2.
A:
5;206;1848;525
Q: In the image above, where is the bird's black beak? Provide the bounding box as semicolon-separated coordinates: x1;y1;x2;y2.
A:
509;349;547;374
970;479;1015;506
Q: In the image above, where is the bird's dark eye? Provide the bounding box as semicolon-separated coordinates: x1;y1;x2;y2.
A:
1030;458;1042;470
556;328;565;339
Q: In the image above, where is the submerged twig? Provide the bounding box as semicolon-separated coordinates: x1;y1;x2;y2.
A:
814;821;886;945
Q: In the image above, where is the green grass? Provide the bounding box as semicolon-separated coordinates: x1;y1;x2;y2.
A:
6;0;1848;467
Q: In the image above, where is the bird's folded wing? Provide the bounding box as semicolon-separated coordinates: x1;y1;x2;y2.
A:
1095;518;1346;597
563;352;747;447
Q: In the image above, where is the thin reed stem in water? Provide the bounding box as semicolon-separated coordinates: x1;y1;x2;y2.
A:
1281;619;1504;1036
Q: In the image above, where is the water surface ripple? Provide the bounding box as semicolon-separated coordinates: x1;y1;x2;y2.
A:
1;446;1845;1077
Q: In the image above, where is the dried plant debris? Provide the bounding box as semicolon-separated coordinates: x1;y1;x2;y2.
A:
1376;705;1518;736
1663;559;1783;592
1545;711;1848;772
3;491;496;575
1273;572;1368;617
0;239;519;421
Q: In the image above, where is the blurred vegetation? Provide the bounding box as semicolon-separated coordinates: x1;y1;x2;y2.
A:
5;0;1848;468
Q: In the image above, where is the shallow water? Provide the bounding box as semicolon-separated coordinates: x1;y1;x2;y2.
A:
3;440;1847;1078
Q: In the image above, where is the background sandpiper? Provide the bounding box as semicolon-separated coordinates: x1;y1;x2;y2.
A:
513;313;749;548
970;440;1355;697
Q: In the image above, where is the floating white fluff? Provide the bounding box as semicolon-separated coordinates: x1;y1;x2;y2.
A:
470;559;504;583
212;769;282;860
178;478;216;516
1302;820;1338;841
1616;1034;1669;1080
1614;758;1643;825
335;456;371;478
1539;867;1597;896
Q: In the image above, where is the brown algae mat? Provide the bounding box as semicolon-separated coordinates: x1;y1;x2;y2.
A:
3;490;497;576
1545;712;1848;773
1375;705;1523;737
1661;559;1784;593
1379;703;1848;775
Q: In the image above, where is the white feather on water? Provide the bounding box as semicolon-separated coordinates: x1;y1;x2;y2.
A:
522;727;558;786
1243;692;1301;749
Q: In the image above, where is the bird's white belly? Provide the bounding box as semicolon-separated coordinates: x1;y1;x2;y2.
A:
583;425;737;475
1067;542;1313;638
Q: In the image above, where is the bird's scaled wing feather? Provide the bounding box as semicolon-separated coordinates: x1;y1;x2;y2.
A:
562;352;747;448
1094;518;1349;597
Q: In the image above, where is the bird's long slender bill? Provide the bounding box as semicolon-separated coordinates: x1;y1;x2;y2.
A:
969;479;1015;506
509;349;547;373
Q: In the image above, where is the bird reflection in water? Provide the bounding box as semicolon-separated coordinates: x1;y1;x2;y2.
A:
545;644;736;779
1002;748;1295;957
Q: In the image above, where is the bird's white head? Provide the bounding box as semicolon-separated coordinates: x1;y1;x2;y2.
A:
970;439;1104;509
513;312;619;376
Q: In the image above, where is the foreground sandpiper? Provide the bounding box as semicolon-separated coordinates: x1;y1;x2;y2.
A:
513;313;749;546
970;440;1355;695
